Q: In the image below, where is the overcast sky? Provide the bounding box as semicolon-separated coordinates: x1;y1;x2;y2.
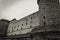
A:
0;0;60;20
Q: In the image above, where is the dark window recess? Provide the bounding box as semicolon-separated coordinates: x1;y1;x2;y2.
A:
31;17;32;19
44;21;46;25
26;23;28;25
30;26;32;28
26;19;28;21
22;24;23;26
43;16;45;19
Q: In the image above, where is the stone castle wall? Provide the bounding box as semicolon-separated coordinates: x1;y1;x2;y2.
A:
6;0;60;40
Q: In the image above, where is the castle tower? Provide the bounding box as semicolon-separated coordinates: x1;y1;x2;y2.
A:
37;0;60;26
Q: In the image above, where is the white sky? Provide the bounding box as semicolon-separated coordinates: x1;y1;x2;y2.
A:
0;0;60;20
0;0;38;20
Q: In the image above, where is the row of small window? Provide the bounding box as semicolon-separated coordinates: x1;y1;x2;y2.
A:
25;13;38;21
8;26;33;32
41;5;46;25
26;17;32;21
13;15;36;28
8;13;38;32
14;21;32;29
13;14;38;29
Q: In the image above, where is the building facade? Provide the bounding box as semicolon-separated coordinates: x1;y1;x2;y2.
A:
6;0;60;40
